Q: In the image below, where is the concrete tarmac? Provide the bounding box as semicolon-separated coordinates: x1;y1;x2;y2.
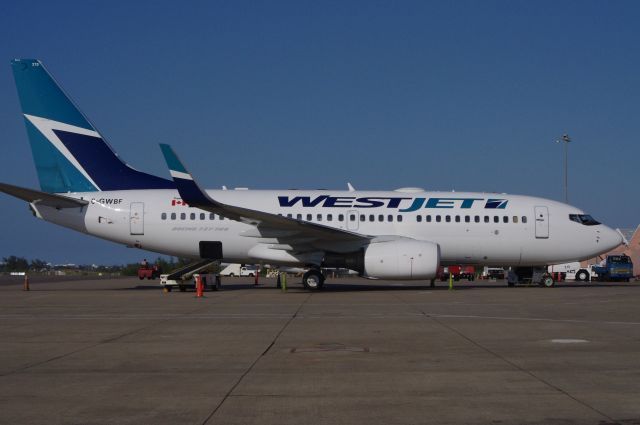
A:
0;276;639;425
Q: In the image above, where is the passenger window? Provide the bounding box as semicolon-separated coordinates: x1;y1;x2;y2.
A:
388;215;394;222
522;216;527;223
161;213;167;220
218;215;224;220
465;216;470;223
171;213;176;220
327;214;333;222
484;216;490;223
378;214;384;222
307;214;312;221
287;213;293;218
350;214;356;221
190;213;196;220
200;213;205;220
513;216;518;223
436;215;441;223
397;215;403;222
296;214;302;220
426;215;432;223
180;213;186;220
455;215;460;223
445;215;451;223
474;216;480;223
317;214;322;221
416;215;422;222
339;214;344;222
210;213;215;220
493;216;499;223
503;216;508;223
369;215;375;222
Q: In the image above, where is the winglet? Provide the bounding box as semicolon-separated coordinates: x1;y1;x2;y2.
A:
159;144;214;207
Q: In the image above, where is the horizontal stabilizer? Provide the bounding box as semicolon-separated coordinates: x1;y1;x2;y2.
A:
0;182;88;209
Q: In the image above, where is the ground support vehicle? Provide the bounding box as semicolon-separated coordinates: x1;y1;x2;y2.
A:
219;264;258;277
160;260;219;292
507;267;555;287
161;273;219;292
483;267;506;280
137;265;161;280
437;265;475;281
590;255;634;282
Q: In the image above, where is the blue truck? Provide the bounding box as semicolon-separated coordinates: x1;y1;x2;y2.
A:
591;255;634;282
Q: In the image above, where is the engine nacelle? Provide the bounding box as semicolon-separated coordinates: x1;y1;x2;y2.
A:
363;240;440;280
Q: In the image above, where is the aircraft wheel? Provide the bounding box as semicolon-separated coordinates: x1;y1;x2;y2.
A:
303;269;324;290
541;276;555;287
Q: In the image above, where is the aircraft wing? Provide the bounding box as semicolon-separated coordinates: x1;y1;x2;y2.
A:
159;144;370;247
0;182;89;209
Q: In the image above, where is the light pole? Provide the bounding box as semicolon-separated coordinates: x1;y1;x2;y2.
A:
556;134;571;203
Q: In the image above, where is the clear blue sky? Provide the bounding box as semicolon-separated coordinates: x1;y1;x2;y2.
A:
1;0;638;265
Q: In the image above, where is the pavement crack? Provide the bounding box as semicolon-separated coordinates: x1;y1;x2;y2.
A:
390;292;616;422
201;293;312;425
429;313;616;422
0;291;245;378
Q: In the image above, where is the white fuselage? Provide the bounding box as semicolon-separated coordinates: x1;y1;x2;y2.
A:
33;189;622;268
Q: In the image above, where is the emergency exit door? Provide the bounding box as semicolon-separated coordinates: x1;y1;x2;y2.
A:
130;202;144;235
534;206;549;239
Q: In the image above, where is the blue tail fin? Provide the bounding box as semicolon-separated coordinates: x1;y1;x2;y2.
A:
11;59;174;193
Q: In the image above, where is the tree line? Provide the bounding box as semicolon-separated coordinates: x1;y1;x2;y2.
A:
0;256;194;275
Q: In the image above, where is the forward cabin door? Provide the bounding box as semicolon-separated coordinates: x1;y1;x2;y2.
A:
534;206;549;239
130;202;144;235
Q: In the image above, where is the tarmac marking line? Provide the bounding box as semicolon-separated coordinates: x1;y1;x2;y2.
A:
201;292;312;425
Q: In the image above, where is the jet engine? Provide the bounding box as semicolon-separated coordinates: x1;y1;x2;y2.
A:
324;239;440;280
363;239;440;279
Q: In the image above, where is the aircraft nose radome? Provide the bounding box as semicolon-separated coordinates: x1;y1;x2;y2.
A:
603;227;623;251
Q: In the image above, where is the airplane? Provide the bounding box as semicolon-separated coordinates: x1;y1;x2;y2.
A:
0;59;623;289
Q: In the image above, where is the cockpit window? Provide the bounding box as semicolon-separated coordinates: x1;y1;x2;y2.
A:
569;214;600;226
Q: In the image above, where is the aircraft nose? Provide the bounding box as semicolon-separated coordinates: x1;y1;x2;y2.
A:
601;226;623;251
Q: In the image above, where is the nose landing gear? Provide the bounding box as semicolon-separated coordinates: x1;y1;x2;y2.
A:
302;269;325;290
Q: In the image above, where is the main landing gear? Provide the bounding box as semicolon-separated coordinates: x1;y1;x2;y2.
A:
302;269;325;290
